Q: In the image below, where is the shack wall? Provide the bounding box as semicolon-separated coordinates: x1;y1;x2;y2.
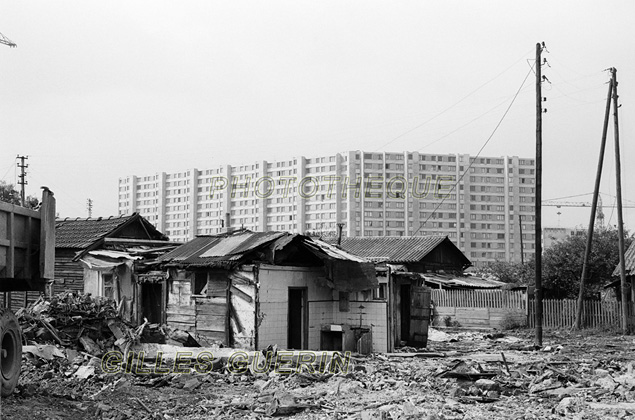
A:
53;248;84;295
257;264;387;353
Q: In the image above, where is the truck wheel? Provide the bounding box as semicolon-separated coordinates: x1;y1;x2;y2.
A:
0;308;22;397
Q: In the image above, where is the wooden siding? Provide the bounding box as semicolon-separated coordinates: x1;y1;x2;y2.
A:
431;289;527;329
52;249;85;295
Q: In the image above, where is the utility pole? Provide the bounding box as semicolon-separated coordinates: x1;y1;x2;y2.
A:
519;215;524;264
574;72;613;329
534;42;544;347
87;198;93;218
16;155;28;206
611;68;629;334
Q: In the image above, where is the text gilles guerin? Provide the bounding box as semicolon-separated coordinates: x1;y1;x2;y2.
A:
101;350;352;375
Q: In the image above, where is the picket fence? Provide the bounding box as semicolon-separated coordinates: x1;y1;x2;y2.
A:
527;298;635;329
431;289;526;309
430;289;634;329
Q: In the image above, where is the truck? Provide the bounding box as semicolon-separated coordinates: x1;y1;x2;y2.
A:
0;188;55;396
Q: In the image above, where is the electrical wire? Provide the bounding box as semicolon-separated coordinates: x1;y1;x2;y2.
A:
0;160;15;183
373;48;535;151
412;63;536;236
543;192;593;201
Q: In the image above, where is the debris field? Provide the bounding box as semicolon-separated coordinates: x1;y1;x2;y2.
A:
2;294;635;420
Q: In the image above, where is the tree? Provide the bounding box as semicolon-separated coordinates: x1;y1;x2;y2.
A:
0;181;39;209
541;227;632;299
476;260;534;285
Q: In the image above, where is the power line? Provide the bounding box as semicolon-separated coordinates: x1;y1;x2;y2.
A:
373;48;535;151
412;63;536;236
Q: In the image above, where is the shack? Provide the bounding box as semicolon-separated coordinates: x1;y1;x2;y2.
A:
53;214;174;322
338;235;471;350
605;240;635;303
156;230;384;353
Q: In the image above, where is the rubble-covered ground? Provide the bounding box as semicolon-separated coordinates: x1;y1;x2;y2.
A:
3;295;635;419
4;328;635;419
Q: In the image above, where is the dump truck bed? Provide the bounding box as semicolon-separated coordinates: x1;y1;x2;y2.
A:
0;189;55;292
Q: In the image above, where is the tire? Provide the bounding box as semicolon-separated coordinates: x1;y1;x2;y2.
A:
0;308;22;397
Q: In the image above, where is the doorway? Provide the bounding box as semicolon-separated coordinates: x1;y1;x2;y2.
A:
287;288;307;349
141;282;163;324
399;284;411;344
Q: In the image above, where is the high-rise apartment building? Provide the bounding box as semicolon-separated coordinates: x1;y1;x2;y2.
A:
118;151;536;265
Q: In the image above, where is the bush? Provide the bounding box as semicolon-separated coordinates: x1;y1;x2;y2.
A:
443;315;461;328
499;313;526;330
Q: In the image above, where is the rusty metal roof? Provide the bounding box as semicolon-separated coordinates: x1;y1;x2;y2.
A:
338;235;468;264
415;273;507;289
157;231;288;267
55;214;166;249
157;230;378;291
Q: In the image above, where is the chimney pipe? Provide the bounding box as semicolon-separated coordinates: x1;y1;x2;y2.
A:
337;223;344;246
225;212;233;233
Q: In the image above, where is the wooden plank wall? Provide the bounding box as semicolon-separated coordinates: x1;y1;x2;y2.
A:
195;296;227;343
166;276;196;332
431;289;526;309
431;289;527;329
52;249;85;295
228;267;256;349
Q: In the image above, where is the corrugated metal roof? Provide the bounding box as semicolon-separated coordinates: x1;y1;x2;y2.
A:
613;240;635;277
157;231;288;267
306;238;367;262
338;236;458;264
55;215;137;249
400;272;507;289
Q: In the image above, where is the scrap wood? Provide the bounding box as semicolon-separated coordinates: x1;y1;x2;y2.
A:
339;396;416;414
588;402;635;410
39;318;68;346
545;363;584;384
441;371;497;380
500;352;511;375
388;352;445;358
229;301;244;333
135;397;153;414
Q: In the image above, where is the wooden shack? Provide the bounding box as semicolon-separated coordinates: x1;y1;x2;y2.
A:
157;230;385;352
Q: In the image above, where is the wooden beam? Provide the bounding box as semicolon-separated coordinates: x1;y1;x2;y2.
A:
230;285;253;303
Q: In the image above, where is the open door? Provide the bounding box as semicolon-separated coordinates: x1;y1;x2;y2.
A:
141;282;164;324
409;286;431;347
288;288;307;349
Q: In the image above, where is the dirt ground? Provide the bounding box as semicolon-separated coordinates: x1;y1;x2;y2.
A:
2;327;635;420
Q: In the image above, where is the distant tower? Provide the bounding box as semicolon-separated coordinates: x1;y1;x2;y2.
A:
87;198;93;218
596;195;605;227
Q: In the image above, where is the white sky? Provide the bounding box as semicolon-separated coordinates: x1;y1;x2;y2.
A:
1;1;634;230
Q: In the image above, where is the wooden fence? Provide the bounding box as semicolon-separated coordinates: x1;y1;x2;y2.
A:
431;289;526;309
431;289;526;329
528;299;635;329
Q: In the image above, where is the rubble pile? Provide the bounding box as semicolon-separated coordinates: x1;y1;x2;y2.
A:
17;292;133;354
6;300;635;419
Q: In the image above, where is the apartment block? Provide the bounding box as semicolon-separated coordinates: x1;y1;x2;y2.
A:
118;151;536;265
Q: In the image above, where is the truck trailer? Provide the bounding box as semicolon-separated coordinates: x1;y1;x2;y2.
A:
0;188;55;396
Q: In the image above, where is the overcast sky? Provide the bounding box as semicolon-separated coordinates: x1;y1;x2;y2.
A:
1;1;634;230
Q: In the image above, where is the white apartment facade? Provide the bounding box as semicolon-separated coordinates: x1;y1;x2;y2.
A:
118;151;536;265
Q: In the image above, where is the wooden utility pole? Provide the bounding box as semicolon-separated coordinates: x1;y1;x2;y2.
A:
17;155;28;206
519;215;524;264
611;68;629;334
574;73;613;329
535;43;543;347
